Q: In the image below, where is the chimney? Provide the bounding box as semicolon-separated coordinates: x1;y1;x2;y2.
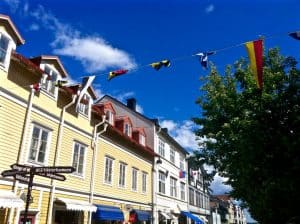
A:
126;98;136;111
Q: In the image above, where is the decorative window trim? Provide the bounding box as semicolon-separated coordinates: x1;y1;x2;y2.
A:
26;123;52;166
40;64;60;100
78;93;91;119
71;141;87;178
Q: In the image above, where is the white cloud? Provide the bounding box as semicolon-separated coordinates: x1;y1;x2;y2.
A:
205;4;215;14
29;23;39;31
136;104;144;114
210;173;232;194
3;0;20;12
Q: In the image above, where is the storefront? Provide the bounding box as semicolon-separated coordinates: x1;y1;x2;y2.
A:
53;198;97;224
0;189;24;223
180;212;203;224
92;205;124;224
129;209;151;224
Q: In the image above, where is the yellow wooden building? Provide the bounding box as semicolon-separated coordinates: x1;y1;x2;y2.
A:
0;14;155;224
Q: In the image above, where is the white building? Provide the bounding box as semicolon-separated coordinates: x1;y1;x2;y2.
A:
152;126;189;224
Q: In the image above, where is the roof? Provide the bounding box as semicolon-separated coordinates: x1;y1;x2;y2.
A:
11;51;43;75
30;55;69;78
214;194;231;202
62;84;97;100
0;14;24;45
157;127;189;155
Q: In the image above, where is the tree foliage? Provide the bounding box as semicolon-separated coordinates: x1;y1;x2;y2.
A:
193;48;300;224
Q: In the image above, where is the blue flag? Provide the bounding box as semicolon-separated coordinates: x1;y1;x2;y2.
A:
289;31;300;40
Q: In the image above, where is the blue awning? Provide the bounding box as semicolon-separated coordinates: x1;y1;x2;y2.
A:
93;205;124;221
135;210;151;221
181;211;204;224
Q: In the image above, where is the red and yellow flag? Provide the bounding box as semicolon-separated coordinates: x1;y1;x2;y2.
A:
245;39;263;89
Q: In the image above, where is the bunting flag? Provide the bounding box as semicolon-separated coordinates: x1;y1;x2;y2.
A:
150;60;170;71
55;80;68;88
245;39;264;89
30;83;41;92
108;69;129;80
196;51;215;69
75;75;95;112
289;31;300;40
179;170;186;178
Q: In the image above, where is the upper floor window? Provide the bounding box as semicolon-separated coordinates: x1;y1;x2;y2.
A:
104;156;114;184
189;188;195;206
196;191;201;207
158;171;166;194
42;66;58;96
142;172;147;193
132;168;138;191
78;94;90;116
105;110;114;125
180;156;185;170
170;148;175;163
124;123;132;137
119;162;126;188
140;134;146;146
158;139;165;157
180;182;185;201
72;142;86;176
170;177;177;197
0;33;9;66
28;124;50;164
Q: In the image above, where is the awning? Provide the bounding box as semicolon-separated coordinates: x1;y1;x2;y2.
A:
181;211;204;224
55;198;97;212
192;214;208;223
135;210;151;221
0;190;24;208
159;212;171;219
93;205;124;221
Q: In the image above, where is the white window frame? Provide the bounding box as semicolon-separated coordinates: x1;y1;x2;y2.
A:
170;148;175;163
41;65;59;97
118;162;126;188
180;182;185;201
131;167;138;191
78;93;91;117
189;188;195;206
0;31;14;71
27;123;51;165
140;134;146;146
180;156;185;170
124;123;132;137
158;139;165;157
105;110;114;125
104;156;114;185
158;171;166;194
170;177;177;197
71;141;86;177
142;172;147;193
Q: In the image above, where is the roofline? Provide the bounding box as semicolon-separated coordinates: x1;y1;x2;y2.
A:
97;95;156;126
0;14;25;45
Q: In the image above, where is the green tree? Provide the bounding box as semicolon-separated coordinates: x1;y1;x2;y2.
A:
193;48;300;224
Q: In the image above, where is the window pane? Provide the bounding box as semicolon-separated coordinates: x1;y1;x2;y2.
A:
37;140;47;163
0;35;9;63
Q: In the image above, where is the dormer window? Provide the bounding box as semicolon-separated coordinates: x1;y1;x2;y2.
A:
0;33;9;65
140;133;145;146
78;94;90;116
105;110;114;125
124;123;132;137
42;65;58;96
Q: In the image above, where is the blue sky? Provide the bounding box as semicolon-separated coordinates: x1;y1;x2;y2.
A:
1;0;300;217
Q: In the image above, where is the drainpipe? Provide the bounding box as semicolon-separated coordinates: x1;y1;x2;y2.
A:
88;115;108;224
8;88;35;224
47;95;77;224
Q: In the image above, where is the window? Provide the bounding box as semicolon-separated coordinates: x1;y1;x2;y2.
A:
119;162;126;187
132;168;138;191
180;156;185;170
104;156;113;184
158;139;165;157
42;65;58;96
170;177;177;197
196;191;201;207
0;33;9;65
72;142;86;176
105;110;114;125
28;124;50;164
170;148;175;163
189;188;195;205
180;182;185;200
140;134;146;146
142;172;147;193
124;123;132;137
200;193;204;208
78;94;90;116
158;171;166;194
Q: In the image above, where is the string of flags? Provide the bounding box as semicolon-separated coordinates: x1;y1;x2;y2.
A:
27;30;300;93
